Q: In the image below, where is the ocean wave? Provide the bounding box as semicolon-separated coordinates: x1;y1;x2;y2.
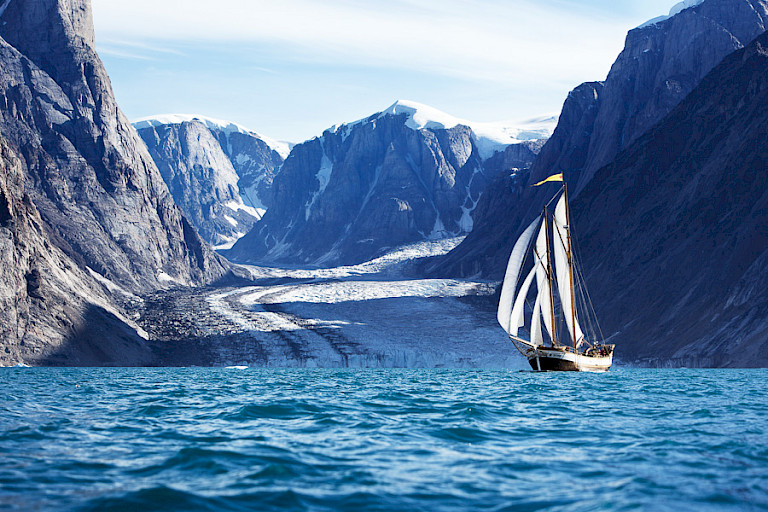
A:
0;368;766;512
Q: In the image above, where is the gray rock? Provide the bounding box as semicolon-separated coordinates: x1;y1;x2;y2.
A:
0;135;151;366
227;105;545;266
208;125;286;211
436;0;768;279
0;0;229;364
0;0;228;292
134;116;286;248
573;32;768;366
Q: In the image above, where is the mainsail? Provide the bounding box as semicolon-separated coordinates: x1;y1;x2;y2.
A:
509;265;537;337
553;195;584;345
534;219;555;344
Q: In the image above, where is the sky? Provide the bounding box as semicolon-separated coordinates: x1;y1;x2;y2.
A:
92;0;679;143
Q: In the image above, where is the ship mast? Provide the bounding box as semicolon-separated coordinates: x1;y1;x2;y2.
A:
543;207;558;347
563;184;578;351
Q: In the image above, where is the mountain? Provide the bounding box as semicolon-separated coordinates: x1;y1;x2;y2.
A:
0;134;154;366
134;115;288;248
572;30;768;367
226;100;555;265
0;0;229;364
433;0;768;279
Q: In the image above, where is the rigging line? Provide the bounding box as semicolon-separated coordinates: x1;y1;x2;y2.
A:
574;270;596;347
544;189;564;210
573;263;605;345
567;213;605;344
572;248;606;343
578;263;605;343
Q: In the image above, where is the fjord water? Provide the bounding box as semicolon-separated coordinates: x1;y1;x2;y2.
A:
1;369;766;511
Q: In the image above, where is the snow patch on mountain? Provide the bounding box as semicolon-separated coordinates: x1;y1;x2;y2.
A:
0;0;12;19
333;100;557;160
132;114;292;158
637;0;704;29
225;200;264;220
305;144;334;220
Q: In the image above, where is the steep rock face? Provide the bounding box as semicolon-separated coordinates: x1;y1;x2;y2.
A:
209;124;287;212
425;84;601;277
227;102;549;265
573;32;768;367
134;114;287;211
135;118;281;248
435;0;768;279
0;135;150;366
579;0;768;193
0;0;228;293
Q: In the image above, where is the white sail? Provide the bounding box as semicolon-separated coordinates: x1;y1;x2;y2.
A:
534;221;555;343
530;285;544;347
497;216;540;334
509;265;537;336
553;195;584;344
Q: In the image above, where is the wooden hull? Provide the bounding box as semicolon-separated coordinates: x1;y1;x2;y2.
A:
526;346;613;372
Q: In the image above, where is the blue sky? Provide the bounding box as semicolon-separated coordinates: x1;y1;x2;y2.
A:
93;0;678;143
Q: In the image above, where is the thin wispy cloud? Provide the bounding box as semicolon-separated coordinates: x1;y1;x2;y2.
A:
97;47;157;61
96;39;186;62
91;0;676;141
93;0;636;83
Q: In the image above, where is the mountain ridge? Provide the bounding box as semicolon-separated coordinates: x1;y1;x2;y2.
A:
0;0;228;365
572;30;768;367
226;101;551;266
134;117;287;248
431;0;768;280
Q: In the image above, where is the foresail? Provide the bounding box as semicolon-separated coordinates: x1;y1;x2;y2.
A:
553;195;584;344
530;281;544;347
497;216;540;334
510;266;537;336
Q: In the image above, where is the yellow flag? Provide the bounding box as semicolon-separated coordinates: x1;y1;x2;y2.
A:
532;173;564;187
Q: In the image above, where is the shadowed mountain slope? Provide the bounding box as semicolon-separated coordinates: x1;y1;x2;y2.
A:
227;101;551;266
432;0;768;279
572;31;768;367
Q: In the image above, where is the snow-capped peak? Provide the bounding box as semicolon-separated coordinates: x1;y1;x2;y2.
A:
636;0;704;29
132;114;292;159
380;100;466;132
384;100;557;159
329;100;557;160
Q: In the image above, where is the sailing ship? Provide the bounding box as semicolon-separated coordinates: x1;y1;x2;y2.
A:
497;181;614;372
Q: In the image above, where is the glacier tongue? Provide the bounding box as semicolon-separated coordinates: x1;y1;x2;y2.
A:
203;238;524;369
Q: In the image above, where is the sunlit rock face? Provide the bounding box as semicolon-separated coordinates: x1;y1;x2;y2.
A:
134;115;287;249
227;101;548;266
0;0;229;365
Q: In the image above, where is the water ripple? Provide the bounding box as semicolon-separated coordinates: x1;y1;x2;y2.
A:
0;368;766;511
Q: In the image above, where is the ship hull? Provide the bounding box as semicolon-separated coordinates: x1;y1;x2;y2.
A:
526;347;613;372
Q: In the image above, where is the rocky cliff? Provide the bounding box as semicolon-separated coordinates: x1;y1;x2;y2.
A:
0;0;228;291
573;31;768;367
134;116;286;248
0;0;229;364
0;134;152;366
227;101;552;265
434;0;768;279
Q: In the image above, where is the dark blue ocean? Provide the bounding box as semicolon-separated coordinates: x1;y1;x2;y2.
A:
1;368;766;512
